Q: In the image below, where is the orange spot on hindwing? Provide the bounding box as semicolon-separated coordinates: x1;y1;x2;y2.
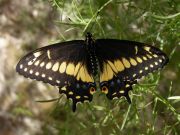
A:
101;86;109;94
89;87;96;95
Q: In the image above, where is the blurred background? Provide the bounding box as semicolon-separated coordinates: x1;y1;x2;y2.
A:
0;0;179;135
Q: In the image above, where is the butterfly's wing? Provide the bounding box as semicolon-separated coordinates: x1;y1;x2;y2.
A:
95;39;169;101
16;40;96;111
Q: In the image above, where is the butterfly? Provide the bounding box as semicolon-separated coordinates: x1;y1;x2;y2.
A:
16;32;169;112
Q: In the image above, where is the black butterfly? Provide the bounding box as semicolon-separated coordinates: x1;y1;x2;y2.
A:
16;32;169;112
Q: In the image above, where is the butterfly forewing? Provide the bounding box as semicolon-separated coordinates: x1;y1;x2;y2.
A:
16;40;96;111
96;39;169;100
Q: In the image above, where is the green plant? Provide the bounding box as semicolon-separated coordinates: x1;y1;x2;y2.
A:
40;0;180;134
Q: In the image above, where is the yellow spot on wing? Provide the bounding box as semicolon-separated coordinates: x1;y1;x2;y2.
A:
66;63;75;75
153;54;158;58
122;58;131;68
106;64;114;80
59;62;66;73
107;60;118;73
147;54;152;59
68;91;73;95
114;60;124;72
136;57;143;63
144;46;151;52
74;63;81;76
77;66;93;82
76;96;81;99
100;63;114;82
61;86;66;91
135;46;138;54
100;63;108;82
119;90;124;93
130;58;137;66
143;56;147;60
125;84;130;88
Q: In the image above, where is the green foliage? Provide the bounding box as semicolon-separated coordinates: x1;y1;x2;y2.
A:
41;0;180;134
12;107;33;117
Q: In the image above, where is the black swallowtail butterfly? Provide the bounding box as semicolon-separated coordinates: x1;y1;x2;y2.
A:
16;33;169;112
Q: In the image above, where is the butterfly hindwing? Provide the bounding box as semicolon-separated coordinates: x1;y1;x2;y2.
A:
16;40;96;111
96;39;169;101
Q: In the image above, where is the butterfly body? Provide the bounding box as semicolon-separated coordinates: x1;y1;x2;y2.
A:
16;33;169;111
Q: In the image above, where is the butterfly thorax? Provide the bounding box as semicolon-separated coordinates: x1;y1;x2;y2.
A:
85;33;99;76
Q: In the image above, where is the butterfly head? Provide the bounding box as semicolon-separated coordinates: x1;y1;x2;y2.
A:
86;32;94;41
85;32;95;49
86;32;92;38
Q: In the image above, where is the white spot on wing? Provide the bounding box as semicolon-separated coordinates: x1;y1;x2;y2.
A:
47;50;51;59
150;64;154;68
42;74;45;78
35;72;39;76
153;54;158;58
33;52;41;57
159;59;162;63
155;62;158;65
52;62;59;72
56;80;60;84
34;60;40;66
145;67;148;70
139;70;143;73
40;62;45;67
24;68;27;72
46;62;52;69
20;64;23;69
28;61;33;66
30;70;33;74
28;58;36;66
48;77;52;80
